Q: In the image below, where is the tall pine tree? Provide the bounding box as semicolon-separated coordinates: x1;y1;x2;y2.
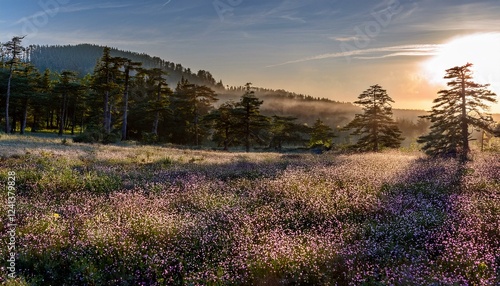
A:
235;83;269;152
16;63;39;134
418;63;497;160
171;77;217;145
92;47;121;134
343;84;403;151
114;57;142;140
53;71;80;136
145;68;171;138
3;36;25;133
204;101;240;150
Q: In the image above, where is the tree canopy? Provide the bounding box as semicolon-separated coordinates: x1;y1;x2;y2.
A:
418;63;497;160
343;84;404;151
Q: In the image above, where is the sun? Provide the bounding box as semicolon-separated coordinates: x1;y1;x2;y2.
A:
422;33;500;94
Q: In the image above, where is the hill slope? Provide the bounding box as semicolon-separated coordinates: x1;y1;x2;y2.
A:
28;44;224;88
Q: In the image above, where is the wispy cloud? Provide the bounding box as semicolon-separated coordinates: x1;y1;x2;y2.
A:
13;2;135;25
280;14;306;24
60;2;136;13
354;51;440;60
266;44;443;67
331;36;360;42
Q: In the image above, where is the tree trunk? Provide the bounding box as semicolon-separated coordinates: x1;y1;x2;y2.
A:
245;104;250;152
121;67;130;140
50;110;55;129
223;126;229;151
152;111;159;136
64;99;70;130
480;130;485;152
58;93;67;136
152;82;162;136
5;65;13;133
80;110;85;134
11;107;16;133
108;102;113;133
32;113;37;133
104;90;110;134
46;110;50;129
194;113;199;146
71;109;76;135
373;90;379;152
20;98;28;134
460;72;469;161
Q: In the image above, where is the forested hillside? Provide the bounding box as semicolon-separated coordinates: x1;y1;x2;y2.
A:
28;44;225;89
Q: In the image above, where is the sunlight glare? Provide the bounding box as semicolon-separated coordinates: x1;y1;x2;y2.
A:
423;33;500;96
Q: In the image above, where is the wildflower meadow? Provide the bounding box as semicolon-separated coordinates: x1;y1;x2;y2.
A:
0;134;499;285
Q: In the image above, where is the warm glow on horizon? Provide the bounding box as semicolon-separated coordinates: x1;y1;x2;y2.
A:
422;33;500;111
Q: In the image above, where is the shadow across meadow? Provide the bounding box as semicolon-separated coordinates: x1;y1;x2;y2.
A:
346;157;466;284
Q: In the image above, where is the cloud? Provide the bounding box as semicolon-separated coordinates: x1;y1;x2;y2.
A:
280;14;306;24
354;51;440;60
402;1;500;33
60;2;136;13
331;36;360;42
266;44;443;67
13;2;135;25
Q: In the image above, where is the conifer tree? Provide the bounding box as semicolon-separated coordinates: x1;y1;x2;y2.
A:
31;68;52;132
269;116;310;151
170;77;196;144
171;77;217;145
309;118;335;150
204;101;240;150
0;42;6;68
145;68;171;138
343;84;403;151
92;47;121;134
192;85;217;145
235;83;269;152
418;63;497;160
114;58;142;140
16;63;39;134
3;36;25;133
53;71;80;136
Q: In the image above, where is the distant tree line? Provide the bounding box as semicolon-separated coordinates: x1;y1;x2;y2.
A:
1;37;498;155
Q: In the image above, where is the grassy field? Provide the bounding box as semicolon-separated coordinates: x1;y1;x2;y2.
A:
0;134;499;285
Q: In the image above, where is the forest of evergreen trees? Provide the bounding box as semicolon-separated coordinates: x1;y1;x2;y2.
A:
2;37;497;153
27;44;225;90
1;38;345;151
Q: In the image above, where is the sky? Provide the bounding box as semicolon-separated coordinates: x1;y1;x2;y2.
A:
1;0;500;113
